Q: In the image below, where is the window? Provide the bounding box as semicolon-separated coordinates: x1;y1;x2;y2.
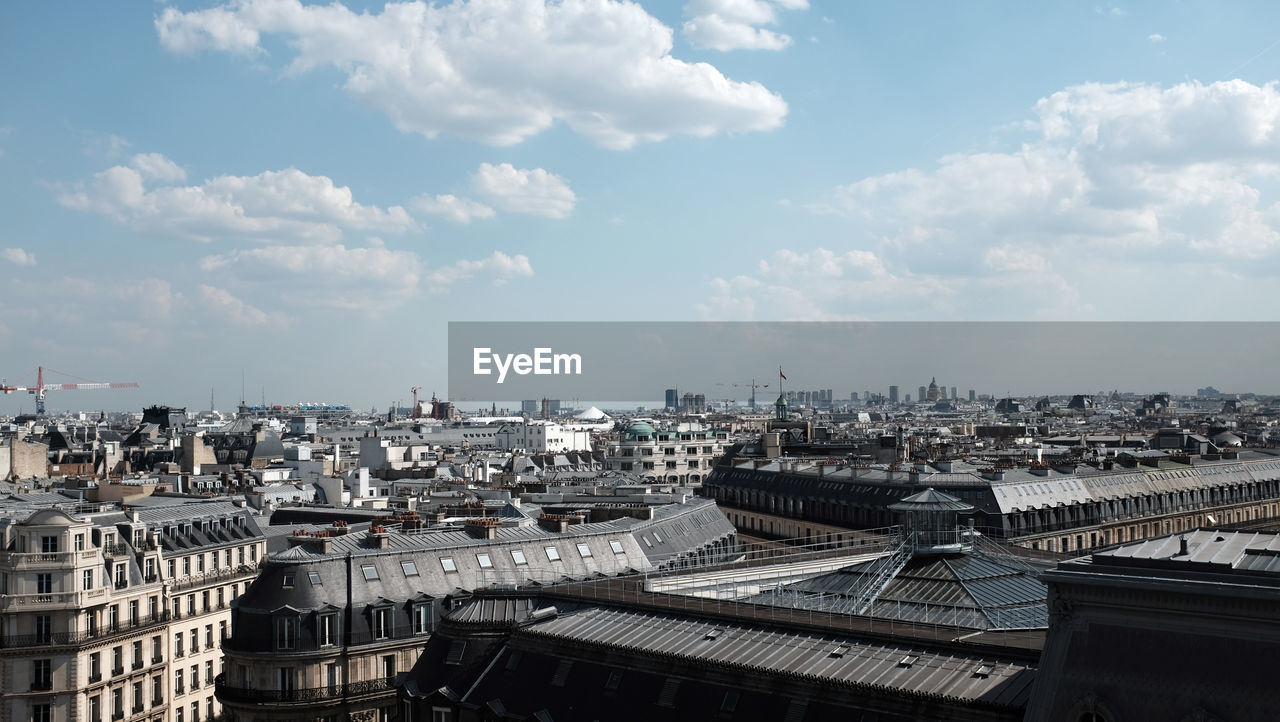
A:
149;596;158;618
132;682;143;711
511;550;527;565
145;558;155;580
308;571;322;585
276;667;296;692
41;535;58;553
373;608;390;640
183;557;191;576
36;573;52;594
167;560;175;579
219;621;227;643
75;533;85;551
174;632;184;657
361;565;379;581
216;587;224;608
176;709;184;722
190;629;199;653
187;595;195;615
109;605;119;630
413;604;431;635
112;646;123;674
192;702;199;722
431;709;452;722
90;695;101;722
609;540;625;554
112;689;123;719
152;675;163;705
400;561;418;577
476;553;493;568
205;625;213;648
544;546;561;561
281;573;295;589
132;640;142;667
382;655;396;679
152;636;162;663
439;557;457;573
129;600;139;624
83;569;94;590
32;659;51;690
172;598;182;619
202;591;210;611
190;664;198;689
204;661;213;684
175;668;184;695
90;652;101;679
34;615;50;643
576;543;593;558
319;614;336;647
276;617;296;650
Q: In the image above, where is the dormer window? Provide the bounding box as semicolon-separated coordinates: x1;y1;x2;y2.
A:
275;617;296;650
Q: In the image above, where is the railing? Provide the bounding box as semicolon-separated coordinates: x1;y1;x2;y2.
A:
0;611;170;649
30;680;53;691
2;551;82;569
171;564;262;593
111;666;124;676
0;588;108;612
215;674;395;705
221;625;426;655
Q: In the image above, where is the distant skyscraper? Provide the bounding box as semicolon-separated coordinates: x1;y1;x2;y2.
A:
951;386;957;400
969;389;976;402
918;385;927;403
888;385;899;403
665;388;679;409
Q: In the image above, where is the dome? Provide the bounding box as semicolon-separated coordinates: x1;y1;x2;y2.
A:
622;421;656;440
1213;431;1244;447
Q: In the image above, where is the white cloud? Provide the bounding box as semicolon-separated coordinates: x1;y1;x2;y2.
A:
683;0;809;52
427;250;534;289
2;248;36;266
410;194;495;224
57;154;413;244
200;242;422;311
155;0;787;149
1148;33;1165;43
472;163;577;219
199;284;284;326
130;152;187;182
719;80;1280;320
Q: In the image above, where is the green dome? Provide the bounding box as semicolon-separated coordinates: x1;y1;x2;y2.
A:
623;421;656;440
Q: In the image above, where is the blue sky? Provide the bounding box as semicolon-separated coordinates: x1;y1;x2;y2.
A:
3;1;1280;412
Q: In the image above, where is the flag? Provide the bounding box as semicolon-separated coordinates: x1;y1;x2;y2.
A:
779;367;786;381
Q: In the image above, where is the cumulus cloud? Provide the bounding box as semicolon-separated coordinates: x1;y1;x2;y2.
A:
717;80;1280;320
471;163;576;219
2;248;36;266
683;0;809;52
427;250;534;289
200;242;422;311
130;152;187;182
57;154;413;244
155;0;787;149
199;284;284;326
410;194;495;224
1148;33;1165;43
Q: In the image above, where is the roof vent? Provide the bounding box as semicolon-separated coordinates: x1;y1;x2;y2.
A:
898;655;919;668
974;664;994;678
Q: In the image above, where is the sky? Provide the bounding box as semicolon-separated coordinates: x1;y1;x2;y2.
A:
3;1;1280;412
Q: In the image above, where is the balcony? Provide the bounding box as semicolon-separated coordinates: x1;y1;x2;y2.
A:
89;673;102;684
171;563;263;594
132;659;144;670
215;674;395;706
30;679;53;691
152;699;163;709
0;587;107;612
152;655;163;664
0;611;175;650
1;550;79;569
112;711;124;721
131;705;144;715
111;666;124;677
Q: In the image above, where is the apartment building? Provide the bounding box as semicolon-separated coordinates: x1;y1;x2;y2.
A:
603;422;730;485
0;500;267;722
215;496;737;722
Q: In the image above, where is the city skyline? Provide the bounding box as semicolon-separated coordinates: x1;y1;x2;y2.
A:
5;2;1280;409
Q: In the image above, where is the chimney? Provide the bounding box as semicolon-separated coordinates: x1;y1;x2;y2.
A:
368;526;390;549
538;514;570;533
465;518;500;540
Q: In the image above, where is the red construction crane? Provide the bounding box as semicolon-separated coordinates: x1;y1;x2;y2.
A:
1;366;139;414
410;386;422;419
